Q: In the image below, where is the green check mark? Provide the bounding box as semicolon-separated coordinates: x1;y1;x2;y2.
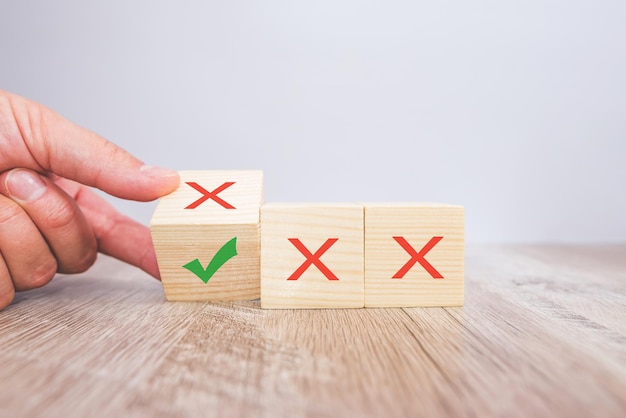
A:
183;237;238;283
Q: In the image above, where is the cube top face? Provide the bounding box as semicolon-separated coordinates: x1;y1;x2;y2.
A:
261;204;364;309
364;204;464;307
150;170;264;226
362;202;463;209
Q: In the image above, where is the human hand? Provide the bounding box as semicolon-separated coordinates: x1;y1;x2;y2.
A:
0;90;180;309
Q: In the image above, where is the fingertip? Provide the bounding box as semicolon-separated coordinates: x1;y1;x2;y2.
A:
139;165;180;199
88;165;179;202
139;165;179;181
110;165;179;202
140;246;162;280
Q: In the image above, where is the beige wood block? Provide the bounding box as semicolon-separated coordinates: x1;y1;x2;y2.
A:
150;170;263;301
364;203;464;307
260;203;364;309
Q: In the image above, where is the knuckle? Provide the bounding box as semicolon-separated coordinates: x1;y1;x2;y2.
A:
92;140;123;187
28;257;58;289
45;198;78;230
64;247;97;274
0;200;24;226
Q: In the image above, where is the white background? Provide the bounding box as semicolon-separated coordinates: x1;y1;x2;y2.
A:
1;1;624;242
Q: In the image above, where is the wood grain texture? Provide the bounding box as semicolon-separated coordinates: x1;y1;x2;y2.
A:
1;244;625;417
260;203;364;309
151;170;263;301
364;203;464;307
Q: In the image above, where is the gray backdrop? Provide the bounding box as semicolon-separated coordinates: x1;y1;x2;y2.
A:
1;1;624;242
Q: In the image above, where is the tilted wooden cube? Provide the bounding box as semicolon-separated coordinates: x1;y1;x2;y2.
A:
150;170;263;301
260;203;364;309
364;203;464;307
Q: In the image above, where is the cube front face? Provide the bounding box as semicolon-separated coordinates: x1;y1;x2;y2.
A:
152;224;259;301
260;204;364;309
150;170;263;301
364;204;464;307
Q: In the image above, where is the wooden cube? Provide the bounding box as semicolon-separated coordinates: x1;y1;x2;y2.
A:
260;204;364;309
150;170;263;301
364;203;464;307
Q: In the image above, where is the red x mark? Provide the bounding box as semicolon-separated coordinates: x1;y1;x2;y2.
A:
393;236;444;279
185;182;236;209
287;238;340;281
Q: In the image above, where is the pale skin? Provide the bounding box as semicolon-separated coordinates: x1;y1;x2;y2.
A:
0;90;180;310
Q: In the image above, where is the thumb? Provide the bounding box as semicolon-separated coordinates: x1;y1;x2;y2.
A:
3;91;179;201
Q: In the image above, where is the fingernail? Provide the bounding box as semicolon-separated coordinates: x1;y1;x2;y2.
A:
5;169;47;202
140;165;179;179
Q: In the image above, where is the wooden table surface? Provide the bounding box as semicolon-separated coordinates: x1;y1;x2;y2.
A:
0;244;624;417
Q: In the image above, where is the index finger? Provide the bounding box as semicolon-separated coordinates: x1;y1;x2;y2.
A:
1;91;179;201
